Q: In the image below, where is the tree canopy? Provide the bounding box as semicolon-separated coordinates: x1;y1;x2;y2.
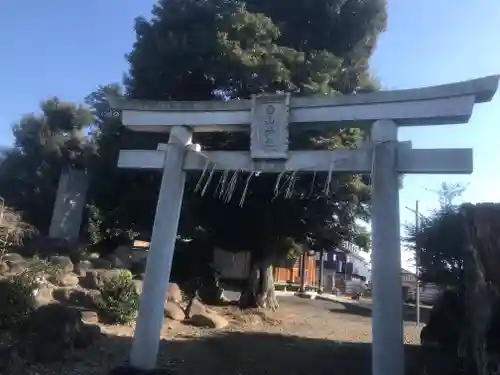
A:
121;0;386;252
405;183;468;287
120;0;385;307
0;98;93;233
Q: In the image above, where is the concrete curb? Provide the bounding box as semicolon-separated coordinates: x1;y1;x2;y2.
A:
314;294;373;311
274;291;319;299
274;290;370;307
274;290;297;297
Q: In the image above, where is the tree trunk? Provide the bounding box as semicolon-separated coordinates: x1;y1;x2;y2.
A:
239;255;279;310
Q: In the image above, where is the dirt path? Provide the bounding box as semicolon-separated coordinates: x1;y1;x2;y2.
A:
12;297;426;375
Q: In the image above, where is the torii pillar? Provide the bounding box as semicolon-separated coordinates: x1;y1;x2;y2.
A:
108;75;499;374
129;126;192;368
371;120;404;374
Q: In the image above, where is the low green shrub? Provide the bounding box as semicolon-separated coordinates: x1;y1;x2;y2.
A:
97;269;139;324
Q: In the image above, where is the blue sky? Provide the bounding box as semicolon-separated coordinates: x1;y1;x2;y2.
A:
0;1;499;268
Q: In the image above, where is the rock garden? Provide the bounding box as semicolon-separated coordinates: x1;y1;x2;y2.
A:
0;241;231;374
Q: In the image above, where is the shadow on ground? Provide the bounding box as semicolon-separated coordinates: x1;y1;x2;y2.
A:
31;330;445;375
329;300;431;324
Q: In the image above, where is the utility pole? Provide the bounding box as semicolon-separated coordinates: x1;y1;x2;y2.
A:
318;248;325;293
415;200;421;326
300;252;306;293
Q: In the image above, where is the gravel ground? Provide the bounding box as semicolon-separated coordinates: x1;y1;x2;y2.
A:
4;296;428;375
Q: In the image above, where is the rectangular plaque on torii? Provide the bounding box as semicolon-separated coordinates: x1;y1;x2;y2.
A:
250;93;290;160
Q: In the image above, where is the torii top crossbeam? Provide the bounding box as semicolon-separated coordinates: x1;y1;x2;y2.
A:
108;75;499;132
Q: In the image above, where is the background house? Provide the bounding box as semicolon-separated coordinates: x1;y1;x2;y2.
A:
316;241;371;294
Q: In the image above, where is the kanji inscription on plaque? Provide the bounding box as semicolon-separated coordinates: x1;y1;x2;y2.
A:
250;94;290;159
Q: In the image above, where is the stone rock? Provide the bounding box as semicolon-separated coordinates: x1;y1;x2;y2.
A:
3;253;26;273
189;312;228;329
53;287;102;309
80;310;99;324
2;253;24;263
74;260;92;277
167;283;182;303
89;257;112;270
50;273;79;287
34;284;55;306
50;255;74;273
82;269;122;289
6;260;26;273
164;301;186;321
131;280;184;307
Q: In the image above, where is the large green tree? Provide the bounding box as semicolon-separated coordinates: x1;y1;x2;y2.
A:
0;99;93;234
82;0;386;307
84;85;200;248
114;0;386;309
405;183;468;287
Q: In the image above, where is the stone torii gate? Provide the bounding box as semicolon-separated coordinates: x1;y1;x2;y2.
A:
109;75;499;375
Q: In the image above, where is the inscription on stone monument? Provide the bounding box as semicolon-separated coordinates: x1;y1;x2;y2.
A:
250;94;290;159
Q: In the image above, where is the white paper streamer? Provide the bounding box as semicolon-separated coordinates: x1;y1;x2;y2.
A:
201;164;216;196
285;171;297;199
239;171;254;207
224;171;239;202
194;158;210;193
308;171;317;198
191;142;391;205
